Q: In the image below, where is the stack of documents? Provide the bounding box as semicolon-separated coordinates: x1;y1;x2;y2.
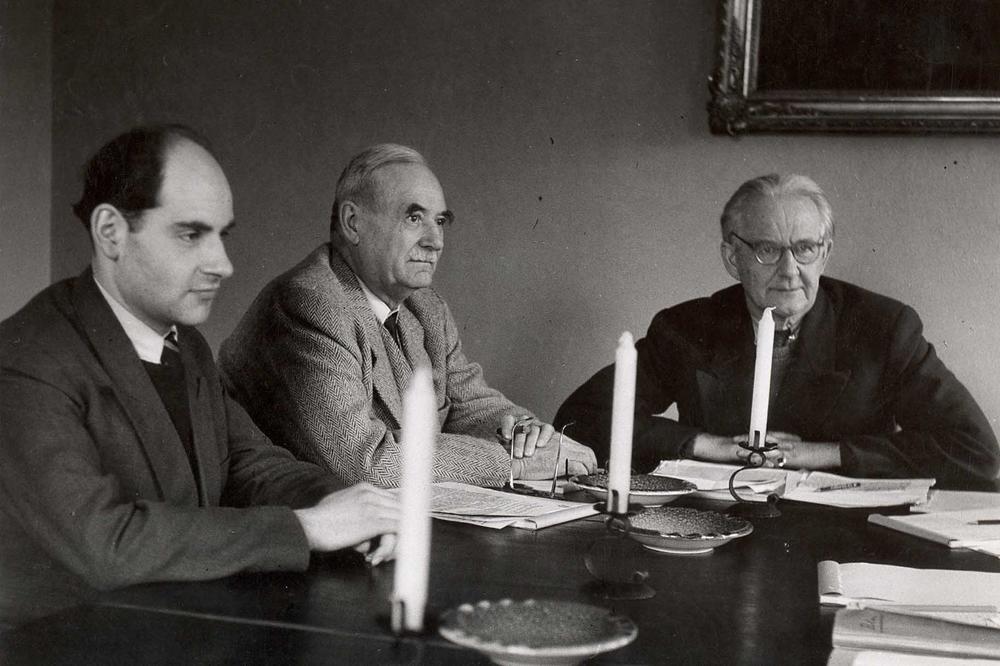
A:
425;482;598;530
819;561;1000;664
869;508;1000;559
653;460;934;508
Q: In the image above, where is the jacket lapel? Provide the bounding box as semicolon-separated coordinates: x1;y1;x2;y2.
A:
695;296;757;436
771;287;851;434
71;271;199;505
328;249;405;428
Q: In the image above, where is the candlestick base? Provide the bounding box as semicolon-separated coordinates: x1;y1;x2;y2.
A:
727;439;782;519
727;492;781;519
582;513;656;600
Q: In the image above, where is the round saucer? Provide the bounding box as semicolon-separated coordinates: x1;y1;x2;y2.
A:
572;473;696;507
438;598;637;666
626;507;752;555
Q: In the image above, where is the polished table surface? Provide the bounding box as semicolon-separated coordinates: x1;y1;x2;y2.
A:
3;496;998;665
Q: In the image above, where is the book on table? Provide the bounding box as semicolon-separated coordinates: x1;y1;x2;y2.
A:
423;481;599;530
831;608;1000;660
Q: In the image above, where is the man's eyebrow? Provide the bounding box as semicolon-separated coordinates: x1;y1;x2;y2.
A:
172;220;236;232
404;203;427;216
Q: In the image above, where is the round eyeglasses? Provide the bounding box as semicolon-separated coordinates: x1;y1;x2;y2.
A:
730;232;827;266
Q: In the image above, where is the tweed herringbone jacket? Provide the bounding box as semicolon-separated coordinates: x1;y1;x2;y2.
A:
220;244;522;487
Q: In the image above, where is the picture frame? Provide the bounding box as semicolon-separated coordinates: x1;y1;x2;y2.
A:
708;0;1000;134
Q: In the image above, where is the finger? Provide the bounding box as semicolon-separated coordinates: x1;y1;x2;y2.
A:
533;423;555;448
367;534;397;566
522;425;541;457
500;414;514;440
512;429;526;458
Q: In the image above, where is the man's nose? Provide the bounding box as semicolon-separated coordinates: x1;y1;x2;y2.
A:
204;237;234;279
420;221;444;251
775;247;799;277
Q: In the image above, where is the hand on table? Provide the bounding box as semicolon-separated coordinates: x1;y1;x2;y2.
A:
294;483;399;565
511;433;598;480
692;431;807;468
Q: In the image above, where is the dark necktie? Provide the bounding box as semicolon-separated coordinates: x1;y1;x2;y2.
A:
384;311;403;350
774;328;796;348
161;330;182;367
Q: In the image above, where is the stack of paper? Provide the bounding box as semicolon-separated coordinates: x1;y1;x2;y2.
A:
869;509;1000;559
652;460;934;508
820;561;1000;663
425;482;598;530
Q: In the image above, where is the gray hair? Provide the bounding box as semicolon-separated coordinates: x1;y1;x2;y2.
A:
329;143;427;238
720;174;834;240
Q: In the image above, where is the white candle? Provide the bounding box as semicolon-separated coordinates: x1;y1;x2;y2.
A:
391;365;435;633
748;307;775;450
607;331;637;514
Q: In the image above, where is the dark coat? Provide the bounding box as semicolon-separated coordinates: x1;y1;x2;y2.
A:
556;277;999;490
0;271;341;625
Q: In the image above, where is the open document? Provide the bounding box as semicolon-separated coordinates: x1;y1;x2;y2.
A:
426;482;598;530
653;460;934;508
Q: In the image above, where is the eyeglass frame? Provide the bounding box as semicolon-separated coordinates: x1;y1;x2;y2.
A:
728;231;829;266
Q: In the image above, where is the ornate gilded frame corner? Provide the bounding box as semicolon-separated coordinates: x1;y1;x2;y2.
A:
707;0;1000;135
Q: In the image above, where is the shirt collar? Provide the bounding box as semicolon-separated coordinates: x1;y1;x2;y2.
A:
356;275;398;325
93;275;178;364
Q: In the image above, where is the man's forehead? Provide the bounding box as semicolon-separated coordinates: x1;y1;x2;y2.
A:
373;163;446;211
742;194;822;234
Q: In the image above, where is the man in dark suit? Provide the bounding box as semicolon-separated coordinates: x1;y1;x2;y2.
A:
220;144;596;488
0;125;398;627
556;174;999;490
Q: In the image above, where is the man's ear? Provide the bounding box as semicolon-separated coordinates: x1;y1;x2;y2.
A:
91;204;129;260
721;240;740;281
337;201;363;246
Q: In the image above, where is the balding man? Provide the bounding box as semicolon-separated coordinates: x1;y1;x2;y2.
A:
221;144;596;488
0;126;398;626
556;174;998;490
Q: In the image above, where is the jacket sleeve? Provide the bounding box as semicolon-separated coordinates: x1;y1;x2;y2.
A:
0;367;313;592
839;306;1000;490
555;309;703;471
223;288;510;488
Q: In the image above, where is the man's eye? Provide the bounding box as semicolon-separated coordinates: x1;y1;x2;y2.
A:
757;243;778;255
405;214;422;225
180;232;201;242
436;217;450;227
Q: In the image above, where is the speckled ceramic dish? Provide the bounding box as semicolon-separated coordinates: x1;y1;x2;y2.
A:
438;598;637;666
626;506;753;555
572;473;696;507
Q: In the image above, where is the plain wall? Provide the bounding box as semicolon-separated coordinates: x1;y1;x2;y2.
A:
1;0;52;319
49;1;1000;431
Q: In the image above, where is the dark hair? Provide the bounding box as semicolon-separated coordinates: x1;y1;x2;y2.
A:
72;124;215;230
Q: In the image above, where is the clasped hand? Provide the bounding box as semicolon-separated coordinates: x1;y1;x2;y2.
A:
693;432;840;470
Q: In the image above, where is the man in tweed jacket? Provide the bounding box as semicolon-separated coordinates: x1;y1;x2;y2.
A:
220;144;596;488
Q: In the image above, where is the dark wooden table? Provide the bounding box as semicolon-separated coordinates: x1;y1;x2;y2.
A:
2;496;997;665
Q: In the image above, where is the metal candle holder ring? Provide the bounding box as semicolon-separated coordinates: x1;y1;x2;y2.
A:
727;437;781;518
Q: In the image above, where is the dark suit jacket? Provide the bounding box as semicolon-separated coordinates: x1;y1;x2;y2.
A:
220;244;520;488
555;277;999;490
0;271;342;625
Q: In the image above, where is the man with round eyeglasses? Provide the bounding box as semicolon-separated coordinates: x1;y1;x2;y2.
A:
556;174;998;490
